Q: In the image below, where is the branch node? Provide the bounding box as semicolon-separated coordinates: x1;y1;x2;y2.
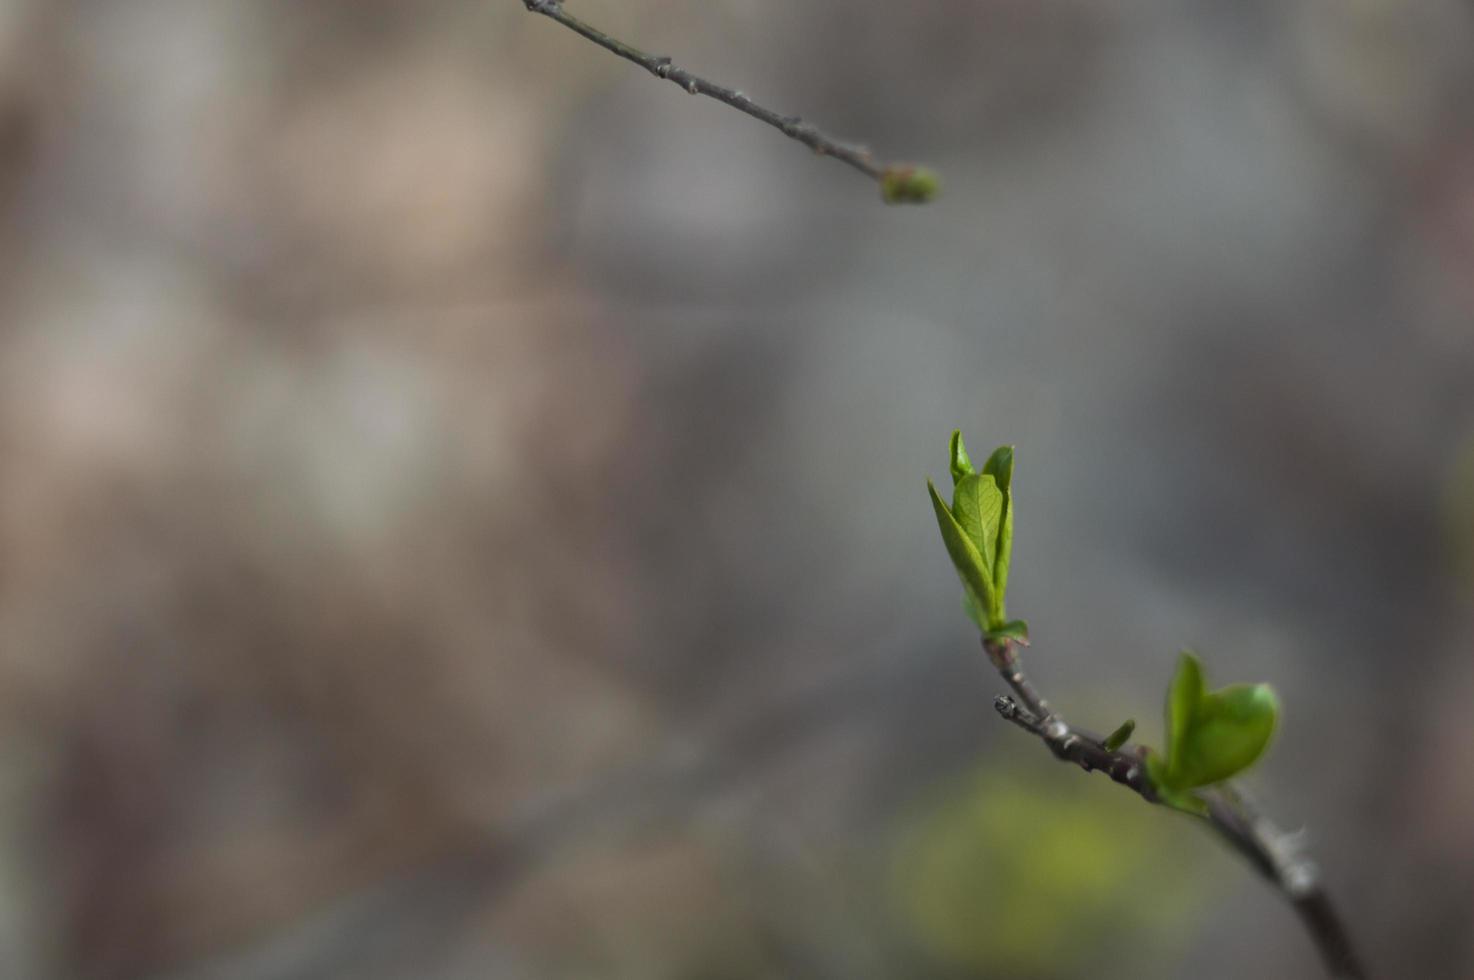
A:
1283;860;1320;898
781;116;808;137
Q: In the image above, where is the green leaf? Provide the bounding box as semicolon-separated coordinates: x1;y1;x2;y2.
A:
994;490;1013;614
952;473;1003;574
994;509;1013;614
1143;753;1209;814
985;619;1031;643
1155;652;1279;792
928;478;996;617
1160;789;1211;817
1174;683;1279;789
930;434;1019;632
961;588;988;631
982;445;1015;617
1103;719;1136;753
949;430;975;486
982;446;1014;493
1163;652;1205;789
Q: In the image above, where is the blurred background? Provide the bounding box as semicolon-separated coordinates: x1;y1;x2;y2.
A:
1;0;1472;977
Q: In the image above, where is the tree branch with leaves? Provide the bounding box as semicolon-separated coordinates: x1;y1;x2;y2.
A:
521;8;1369;971
928;430;1370;980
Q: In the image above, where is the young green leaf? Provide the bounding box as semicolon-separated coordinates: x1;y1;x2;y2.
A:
1142;751;1207;814
1154;782;1210;816
1173;683;1279;789
993;493;1013;615
952;474;1003;573
949;430;975;486
981;445;1015;617
1164;651;1204;788
1144;751;1170;796
928;478;996;617
1102;719;1136;752
961;586;988;631
981;445;1014;493
930;432;1020;632
1154;652;1280;794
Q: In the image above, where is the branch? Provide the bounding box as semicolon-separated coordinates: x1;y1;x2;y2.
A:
1202;786;1369;980
993;695;1157;798
983;636;1370;980
520;0;939;203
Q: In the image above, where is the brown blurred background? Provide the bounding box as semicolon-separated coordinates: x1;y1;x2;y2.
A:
1;1;1472;978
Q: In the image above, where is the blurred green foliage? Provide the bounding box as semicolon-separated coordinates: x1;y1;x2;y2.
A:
893;763;1206;977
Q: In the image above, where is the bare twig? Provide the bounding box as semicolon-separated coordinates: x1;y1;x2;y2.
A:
983;636;1369;980
1203;787;1368;980
520;0;938;202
